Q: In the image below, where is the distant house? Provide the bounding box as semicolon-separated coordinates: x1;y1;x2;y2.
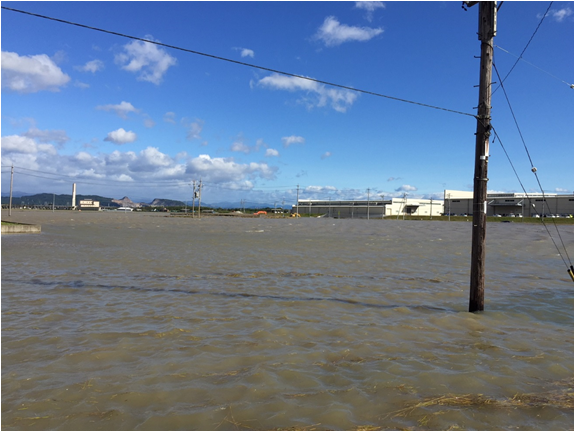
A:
79;199;101;211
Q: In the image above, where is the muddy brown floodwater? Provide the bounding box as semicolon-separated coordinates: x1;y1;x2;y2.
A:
2;210;573;430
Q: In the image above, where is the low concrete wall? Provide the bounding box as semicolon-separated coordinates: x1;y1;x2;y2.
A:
1;221;41;234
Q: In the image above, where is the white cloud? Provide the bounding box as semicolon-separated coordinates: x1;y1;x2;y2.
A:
96;101;140;119
305;185;337;194
395;184;417;192
23;127;69;145
233;47;255;58
115;36;177;84
74;81;90;89
258;73;358;112
282;135;305;148
143;117;156;128
231;136;267;154
1;51;70;93
220;180;254;191
104;128;137;145
106;150;137;165
355;1;385;21
75;59;104;73
321;151;332;159
164;112;177;124
255;139;266;150
185;119;205;141
240;48;255;58
78;168;106;179
2;135;37;153
551;8;573;21
231;140;251;154
1;132;283;202
315;16;383;47
129;147;174;172
187;154;277;182
355;1;385;12
259;74;318;92
265;148;279;157
1;135;57;155
100;147;183;178
74;151;97;164
539;8;573;22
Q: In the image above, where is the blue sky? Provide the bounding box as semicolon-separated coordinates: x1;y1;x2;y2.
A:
1;1;573;206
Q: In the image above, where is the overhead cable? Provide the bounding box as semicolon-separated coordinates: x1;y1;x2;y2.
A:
493;1;554;93
489;123;572;272
1;165;299;195
1;6;476;119
495;45;574;89
492;62;572;269
1;165;191;188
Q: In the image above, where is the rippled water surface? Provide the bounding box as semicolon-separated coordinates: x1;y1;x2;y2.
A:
2;211;573;430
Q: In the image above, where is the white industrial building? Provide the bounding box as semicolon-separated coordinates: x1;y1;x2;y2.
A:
444;190;574;217
292;190;573;219
78;199;101;211
292;198;444;218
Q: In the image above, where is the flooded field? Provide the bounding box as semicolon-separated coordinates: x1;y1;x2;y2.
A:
2;210;573;430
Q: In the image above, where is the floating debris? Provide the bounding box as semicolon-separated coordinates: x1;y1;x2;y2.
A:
382;378;574;421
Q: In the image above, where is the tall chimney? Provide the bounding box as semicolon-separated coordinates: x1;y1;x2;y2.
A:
72;183;77;210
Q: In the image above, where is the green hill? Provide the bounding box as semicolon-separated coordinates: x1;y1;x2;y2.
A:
1;193;117;207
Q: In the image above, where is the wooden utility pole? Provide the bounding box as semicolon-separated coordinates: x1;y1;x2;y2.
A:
192;180;196;218
467;1;496;312
296;184;300;216
198;179;203;219
367;188;371;220
9;164;14;217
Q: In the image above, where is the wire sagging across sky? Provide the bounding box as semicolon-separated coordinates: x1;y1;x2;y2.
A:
1;6;476;119
495;45;574;89
1;2;572;205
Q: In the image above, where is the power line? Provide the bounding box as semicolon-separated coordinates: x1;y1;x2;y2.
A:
206;183;296;191
493;1;554;93
2;165;182;184
491;124;572;271
1;6;476;119
495;45;574;89
491;62;572;269
1;165;301;195
492;64;536;174
1;165;191;187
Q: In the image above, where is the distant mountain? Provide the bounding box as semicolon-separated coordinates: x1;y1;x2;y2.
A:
1;193;185;208
1;191;35;198
112;196;140;208
1;193;118;207
110;197;186;208
0;192;290;209
150;198;186;207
